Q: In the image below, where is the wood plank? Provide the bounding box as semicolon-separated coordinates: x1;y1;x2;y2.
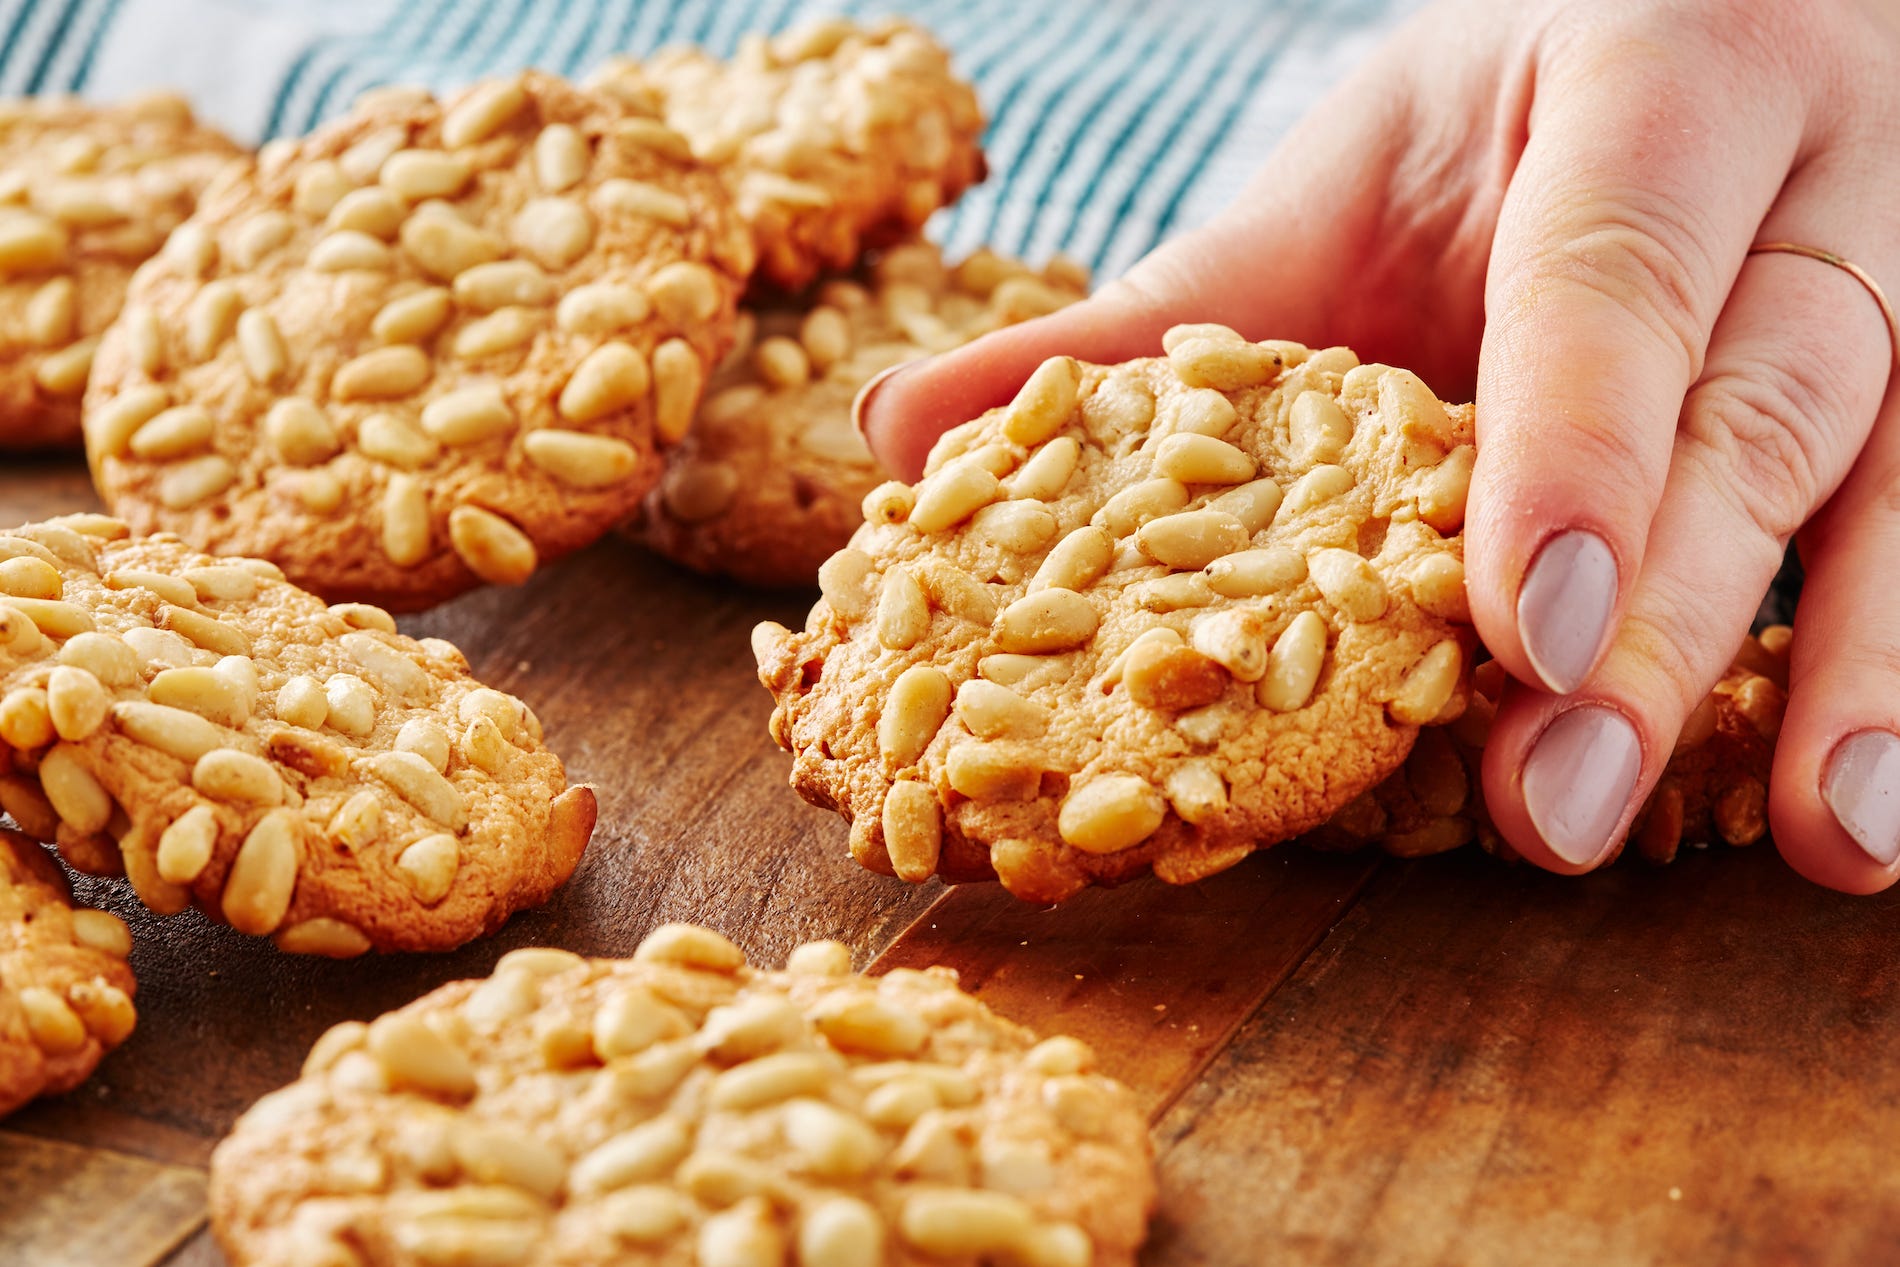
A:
872;849;1381;1116
1146;845;1900;1267
0;1132;206;1267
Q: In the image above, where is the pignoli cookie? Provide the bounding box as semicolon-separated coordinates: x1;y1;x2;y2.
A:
84;72;753;610
0;515;596;955
589;17;986;291
1;827;136;1117
210;923;1154;1267
755;331;1477;902
635;239;1087;587
0;92;241;450
1312;630;1788;864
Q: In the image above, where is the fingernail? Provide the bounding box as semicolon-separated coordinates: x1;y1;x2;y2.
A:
1823;729;1900;866
851;361;913;442
1523;704;1642;865
1516;529;1619;693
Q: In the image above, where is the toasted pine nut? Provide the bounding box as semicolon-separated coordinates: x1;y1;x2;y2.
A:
309;230;391;272
1275;464;1354;522
334;345;432;400
995;589;1097;653
442;78;526;147
556;282;649;334
521;430;638;488
399;211;502;280
25;276;75;346
397;833;460;904
633;921;744;971
1000;356;1078;446
88;386;168;458
1136;509;1248;570
1418;443;1475;534
1168;336;1279;391
373;287;454;344
955;679;1048;739
1153;433;1255;485
510;196;595;269
651;339;702;443
1290;389;1353;464
19;987;86;1055
222;809;299;934
193;748;284;806
326;186;406;238
1190;608;1269;681
876;566;930;650
368;1012;476;1099
534;123;589;190
1258;610;1328;711
381;148;470;200
235;310;288;385
1097;478;1188;537
879;665;952;766
263;397;340;466
1307;547;1389;622
1205;545;1305;598
382;475;432;567
944;741;1041;800
148;665;249;727
882;780;941;882
1161;322;1243;353
910;462;1001;534
1388;639;1463;724
648;261;722;327
1030;525;1113;594
558;342;649;423
421;385;516;446
594;177;690;225
899;1190;1035;1257
1006;435;1081;501
1410;552;1469;621
129;404;214;460
366;750;469;830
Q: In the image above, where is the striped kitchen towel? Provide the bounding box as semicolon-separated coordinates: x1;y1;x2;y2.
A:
0;0;1422;279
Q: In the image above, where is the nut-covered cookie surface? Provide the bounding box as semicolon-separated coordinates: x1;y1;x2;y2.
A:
636;240;1087;587
85;72;753;609
210;924;1155;1267
0;516;596;954
755;332;1476;901
0;827;136;1116
590;17;986;291
0;93;241;450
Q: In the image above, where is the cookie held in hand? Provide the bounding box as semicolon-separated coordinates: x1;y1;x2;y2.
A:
210;924;1155;1267
0;516;595;955
755;330;1476;901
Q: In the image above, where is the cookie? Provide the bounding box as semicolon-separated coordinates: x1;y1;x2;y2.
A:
636;240;1088;587
754;330;1477;902
0;92;242;450
84;72;753;610
210;923;1155;1267
1309;629;1788;863
1;827;136;1117
589;17;987;291
0;515;596;955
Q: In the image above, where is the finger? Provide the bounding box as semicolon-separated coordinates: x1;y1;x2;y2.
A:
1481;231;1892;872
1466;31;1803;695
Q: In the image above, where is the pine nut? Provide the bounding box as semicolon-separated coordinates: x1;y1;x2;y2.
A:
381;148;470;200
291;161;349;217
558;342;649;423
1165;387;1238;440
1418;443;1475;534
557;282;650;335
0;555;60;599
129;404;214;460
786;940;852;976
161;605;251;657
264;397;340;466
633;922;744;971
353;411;433;469
875;566;930;650
814;996;928;1057
1380;367;1457;458
368;1013;476;1100
753;336;809;390
162;222;216;276
334;346;431;400
157;806;219;884
1137;510;1248;570
661;460;737;521
1007;435;1081;501
1291;390;1353;465
40;743;110;832
20;987;86;1055
592;988;689;1061
944;741;1041;800
900;1190;1035;1257
64;632;137;684
798;1197;884;1267
1205;545;1305;598
1098;478;1189;537
317;673;373;737
1258;610;1328;711
374;287;454;344
373;474;431;567
25;276;75;346
1162;322;1244;353
124;309;166;374
274;918;372;957
269;728;350;780
1191;608;1269;680
1023;525;1108;595
400;212;502;280
1168;336;1280;391
113;699;226;763
510;196;595;269
594;178;690;226
327;187;405;238
1308;547;1389;622
519;430;641;491
534;124;589;191
309;230;392;272
917;563;998;625
652;338;702;443
880;665;952;766
459;688;525;742
107;566;198;607
882;780;941;882
1123;640;1228;711
88;386;169;458
448;505;538;586
235;310;287;385
910;462;1001;534
968;501;1055;555
1388;639;1463;724
221;809;298;934
33;336;95;396
69;908;132;958
959;443;1020;477
0;207;67;273
648;261;722;328
366;750;469;831
1276;464;1355;523
394;717;451;773
996;588;1098;653
782;1098;885;1180
453;260;553;312
269;676;326;730
954;679;1048;739
193;748;284;805
453;308;541;360
1153;433;1255;485
1410;552;1468;621
1025;1034;1095;1076
421;385;515;446
999;356;1078;446
442;78;526;147
799;305;851;369
708;1051;838;1111
147;664;249;728
397;833;460;904
1165;760;1229;825
9;595;92;638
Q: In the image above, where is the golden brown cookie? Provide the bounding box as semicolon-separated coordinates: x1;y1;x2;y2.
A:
0;515;596;955
0;92;242;450
0;828;136;1117
1308;628;1789;863
84;73;753;611
589;17;987;291
754;331;1477;902
635;240;1087;587
210;924;1155;1267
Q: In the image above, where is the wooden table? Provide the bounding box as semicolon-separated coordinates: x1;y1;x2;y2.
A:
3;455;1896;1267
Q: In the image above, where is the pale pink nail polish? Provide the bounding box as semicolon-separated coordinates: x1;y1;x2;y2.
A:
1516;530;1618;694
851;362;912;441
1523;704;1642;865
1823;730;1900;867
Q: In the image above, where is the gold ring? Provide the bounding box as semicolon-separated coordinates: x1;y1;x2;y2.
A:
1750;241;1900;371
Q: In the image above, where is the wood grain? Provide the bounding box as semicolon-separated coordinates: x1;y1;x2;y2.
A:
0;1132;206;1267
1147;845;1900;1267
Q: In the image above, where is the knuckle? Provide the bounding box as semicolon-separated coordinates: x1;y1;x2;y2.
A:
1681;361;1850;542
1527;207;1717;375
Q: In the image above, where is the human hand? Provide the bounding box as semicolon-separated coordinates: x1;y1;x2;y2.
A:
855;0;1900;889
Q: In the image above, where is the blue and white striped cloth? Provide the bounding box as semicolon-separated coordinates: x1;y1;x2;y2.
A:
0;0;1420;279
